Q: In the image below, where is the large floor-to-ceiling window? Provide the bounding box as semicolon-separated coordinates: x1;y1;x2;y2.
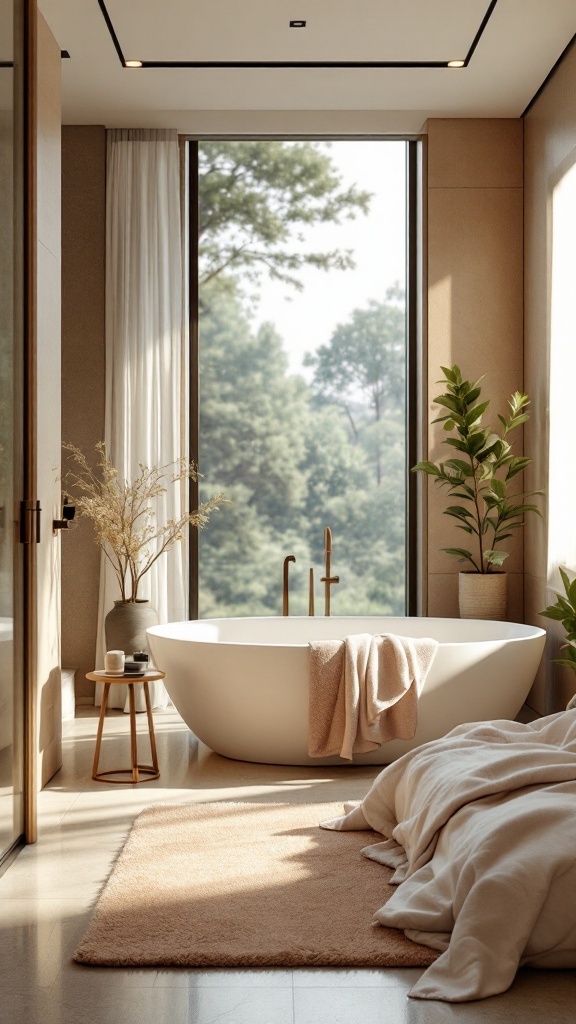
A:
190;139;415;618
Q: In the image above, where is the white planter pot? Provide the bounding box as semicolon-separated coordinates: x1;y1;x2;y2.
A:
458;571;508;620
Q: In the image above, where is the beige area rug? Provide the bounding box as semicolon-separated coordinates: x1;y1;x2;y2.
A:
74;801;438;968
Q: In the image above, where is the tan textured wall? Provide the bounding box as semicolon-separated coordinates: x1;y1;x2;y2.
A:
61;126;106;703
524;41;576;714
425;119;524;621
36;12;62;786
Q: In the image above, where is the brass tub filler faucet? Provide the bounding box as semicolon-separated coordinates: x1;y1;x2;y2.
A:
282;555;296;615
282;527;339;616
320;526;339;616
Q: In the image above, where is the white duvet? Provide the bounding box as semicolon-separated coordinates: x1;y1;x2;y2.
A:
321;711;576;1002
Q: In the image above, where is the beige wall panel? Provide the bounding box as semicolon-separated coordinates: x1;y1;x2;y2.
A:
426;573;460;618
36;13;62;786
503;573;524;627
427;119;523;189
524;39;576;711
426;185;524;583
61;126;106;704
427;188;523;386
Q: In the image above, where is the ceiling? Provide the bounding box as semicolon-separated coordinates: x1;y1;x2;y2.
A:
37;0;576;134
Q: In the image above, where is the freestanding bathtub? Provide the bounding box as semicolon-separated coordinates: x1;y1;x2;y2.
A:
147;616;546;766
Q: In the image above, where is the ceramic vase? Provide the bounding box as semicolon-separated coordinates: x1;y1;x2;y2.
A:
104;599;159;658
458;571;508;620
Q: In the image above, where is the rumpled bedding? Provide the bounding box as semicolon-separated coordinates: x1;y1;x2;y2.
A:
321;711;576;1002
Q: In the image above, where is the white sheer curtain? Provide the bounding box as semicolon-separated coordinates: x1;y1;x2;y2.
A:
95;129;187;710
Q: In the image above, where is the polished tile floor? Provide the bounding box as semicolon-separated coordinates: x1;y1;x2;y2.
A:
1;705;575;1023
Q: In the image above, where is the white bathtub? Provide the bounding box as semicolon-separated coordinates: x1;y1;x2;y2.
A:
147;616;546;766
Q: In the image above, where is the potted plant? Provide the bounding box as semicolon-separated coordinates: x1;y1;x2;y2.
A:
412;365;542;619
63;442;226;652
541;568;576;709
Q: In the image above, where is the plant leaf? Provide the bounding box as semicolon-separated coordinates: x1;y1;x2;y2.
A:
559;567;572;596
505;457;531;480
442;548;481;572
450;489;476;500
411;461;441;476
484;549;509;566
443;437;469;453
541;605;569;621
443;546;474;560
440;365;458;384
434;394;461;413
464;387;481;406
464;400;490;425
444;459;473;477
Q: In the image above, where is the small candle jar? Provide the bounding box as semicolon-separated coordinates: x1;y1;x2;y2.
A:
104;650;125;674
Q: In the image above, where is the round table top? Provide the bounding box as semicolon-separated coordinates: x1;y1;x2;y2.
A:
86;669;165;684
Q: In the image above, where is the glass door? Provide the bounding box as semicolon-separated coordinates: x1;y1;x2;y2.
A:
0;0;25;867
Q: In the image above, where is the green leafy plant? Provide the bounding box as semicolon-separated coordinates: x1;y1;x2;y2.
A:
541;569;576;675
412;365;542;574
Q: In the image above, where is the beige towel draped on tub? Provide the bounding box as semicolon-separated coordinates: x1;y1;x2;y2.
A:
308;633;438;760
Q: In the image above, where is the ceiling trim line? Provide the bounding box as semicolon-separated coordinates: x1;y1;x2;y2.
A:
96;0;500;70
97;0;125;66
521;30;576;118
463;0;498;66
141;60;450;69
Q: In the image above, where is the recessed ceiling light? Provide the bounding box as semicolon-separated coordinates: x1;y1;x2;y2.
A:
125;59;143;68
289;20;306;28
447;60;465;68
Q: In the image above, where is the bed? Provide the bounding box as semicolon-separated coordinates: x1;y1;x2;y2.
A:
321;710;576;1001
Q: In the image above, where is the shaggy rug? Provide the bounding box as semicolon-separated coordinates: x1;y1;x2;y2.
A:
74;801;438;968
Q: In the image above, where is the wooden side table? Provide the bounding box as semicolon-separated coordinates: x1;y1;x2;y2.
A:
86;670;166;783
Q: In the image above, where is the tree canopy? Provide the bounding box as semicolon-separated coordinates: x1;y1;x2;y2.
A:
198;140;371;293
304;284;406;484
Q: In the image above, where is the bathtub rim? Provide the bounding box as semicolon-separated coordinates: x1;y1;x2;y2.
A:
147;615;546;650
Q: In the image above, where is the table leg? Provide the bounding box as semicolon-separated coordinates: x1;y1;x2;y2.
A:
143;680;159;776
128;684;138;783
92;683;111;780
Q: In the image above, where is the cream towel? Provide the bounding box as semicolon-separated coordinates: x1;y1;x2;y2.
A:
308;633;438;760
